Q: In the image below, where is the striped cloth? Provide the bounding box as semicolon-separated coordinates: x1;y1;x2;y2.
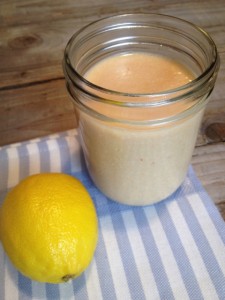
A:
0;129;225;300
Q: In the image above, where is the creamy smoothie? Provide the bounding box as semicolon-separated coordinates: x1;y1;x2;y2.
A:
85;53;193;94
77;52;204;205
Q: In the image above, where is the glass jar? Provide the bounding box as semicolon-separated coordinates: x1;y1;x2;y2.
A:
63;13;220;205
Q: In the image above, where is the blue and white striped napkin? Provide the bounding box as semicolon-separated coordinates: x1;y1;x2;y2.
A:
0;129;225;300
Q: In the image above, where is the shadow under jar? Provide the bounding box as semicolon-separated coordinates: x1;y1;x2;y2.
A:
63;13;220;206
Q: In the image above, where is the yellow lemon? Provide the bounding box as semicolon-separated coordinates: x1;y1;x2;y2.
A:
0;173;98;284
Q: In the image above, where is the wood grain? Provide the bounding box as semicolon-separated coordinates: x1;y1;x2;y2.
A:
0;80;76;145
0;0;225;219
192;143;225;217
1;0;225;88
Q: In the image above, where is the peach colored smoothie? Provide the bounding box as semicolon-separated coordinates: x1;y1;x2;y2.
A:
79;52;203;205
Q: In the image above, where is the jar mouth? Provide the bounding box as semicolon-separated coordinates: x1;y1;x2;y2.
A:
64;13;219;108
63;13;220;126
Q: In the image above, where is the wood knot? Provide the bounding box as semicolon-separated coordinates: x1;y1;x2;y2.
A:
9;34;42;49
205;122;225;142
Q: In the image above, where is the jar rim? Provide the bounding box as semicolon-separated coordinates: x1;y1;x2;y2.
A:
64;13;219;108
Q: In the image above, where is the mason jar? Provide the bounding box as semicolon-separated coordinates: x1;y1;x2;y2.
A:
63;13;220;205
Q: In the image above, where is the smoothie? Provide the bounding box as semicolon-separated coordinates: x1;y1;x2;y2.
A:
77;52;204;205
85;53;193;94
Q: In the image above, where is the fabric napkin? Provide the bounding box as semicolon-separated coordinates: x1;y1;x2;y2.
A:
0;129;225;300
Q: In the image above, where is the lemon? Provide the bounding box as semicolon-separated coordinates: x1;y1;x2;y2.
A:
0;173;98;284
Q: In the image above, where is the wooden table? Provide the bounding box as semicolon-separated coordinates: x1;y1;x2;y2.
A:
0;0;225;219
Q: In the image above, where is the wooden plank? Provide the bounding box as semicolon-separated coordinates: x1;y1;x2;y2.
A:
0;0;225;88
0;79;76;145
0;79;223;146
192;143;225;220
